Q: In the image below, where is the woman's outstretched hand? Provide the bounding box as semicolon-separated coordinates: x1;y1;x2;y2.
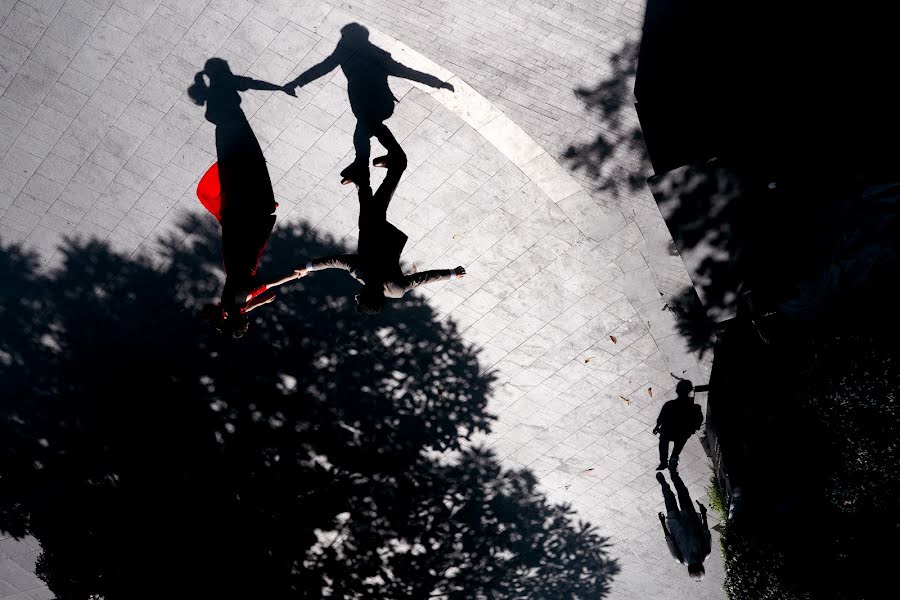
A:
294;267;309;278
282;83;297;97
453;266;466;279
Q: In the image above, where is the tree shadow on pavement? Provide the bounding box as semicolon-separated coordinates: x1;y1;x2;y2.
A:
651;160;900;354
0;218;619;599
563;41;651;198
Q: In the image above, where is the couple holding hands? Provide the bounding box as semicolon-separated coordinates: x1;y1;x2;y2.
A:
190;24;464;337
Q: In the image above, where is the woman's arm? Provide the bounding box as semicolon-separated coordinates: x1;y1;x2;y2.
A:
234;270;302;307
242;290;277;313
235;75;296;96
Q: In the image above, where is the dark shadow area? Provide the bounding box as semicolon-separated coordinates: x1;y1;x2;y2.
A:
707;320;898;600
652;160;899;350
570;1;900;354
0;217;619;598
302;132;464;314
634;1;899;181
286;23;453;184
656;470;711;580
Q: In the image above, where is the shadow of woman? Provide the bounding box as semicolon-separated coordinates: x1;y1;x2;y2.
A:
188;58;299;337
286;23;454;185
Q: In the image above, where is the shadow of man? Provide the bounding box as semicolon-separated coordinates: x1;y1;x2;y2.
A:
653;380;704;470
188;58;299;336
285;22;454;185
297;127;465;313
657;470;712;581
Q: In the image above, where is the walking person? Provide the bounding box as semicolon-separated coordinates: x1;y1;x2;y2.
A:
284;23;453;185
657;470;712;581
653;380;704;470
296;128;465;313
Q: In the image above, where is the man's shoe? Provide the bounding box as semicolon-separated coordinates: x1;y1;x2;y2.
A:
656;462;668;471
373;153;407;169
340;163;368;185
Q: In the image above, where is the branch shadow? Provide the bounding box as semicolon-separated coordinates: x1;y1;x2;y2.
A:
563;41;650;197
0;218;619;598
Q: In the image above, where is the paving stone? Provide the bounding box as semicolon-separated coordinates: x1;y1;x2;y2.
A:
0;2;720;597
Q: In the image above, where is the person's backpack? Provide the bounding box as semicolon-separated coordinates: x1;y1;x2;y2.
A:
691;404;704;433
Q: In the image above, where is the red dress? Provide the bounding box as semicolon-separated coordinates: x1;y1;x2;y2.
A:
197;162;223;223
197;162;276;313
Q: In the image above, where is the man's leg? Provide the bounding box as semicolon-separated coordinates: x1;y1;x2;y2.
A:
657;473;679;514
371;123;406;213
658;435;671;469
342;119;372;184
670;470;697;517
371;122;405;162
356;178;375;230
669;435;689;469
352;118;371;168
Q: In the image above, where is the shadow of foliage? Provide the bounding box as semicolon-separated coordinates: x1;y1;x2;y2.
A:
563;41;651;196
0;219;618;599
648;160;746;356
568;0;900;357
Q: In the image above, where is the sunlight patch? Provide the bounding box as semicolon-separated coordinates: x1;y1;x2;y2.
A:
39;333;61;353
277;373;297;393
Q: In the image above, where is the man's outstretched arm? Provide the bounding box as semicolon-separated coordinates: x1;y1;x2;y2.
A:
386;58;454;91
285;53;341;90
399;266;465;295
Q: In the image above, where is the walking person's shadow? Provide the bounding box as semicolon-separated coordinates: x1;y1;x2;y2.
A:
657;470;712;580
188;58;299;336
285;23;454;185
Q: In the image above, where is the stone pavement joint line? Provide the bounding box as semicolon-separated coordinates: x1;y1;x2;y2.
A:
0;1;722;598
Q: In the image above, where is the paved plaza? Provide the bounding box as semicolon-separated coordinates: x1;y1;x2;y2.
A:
1;1;722;598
